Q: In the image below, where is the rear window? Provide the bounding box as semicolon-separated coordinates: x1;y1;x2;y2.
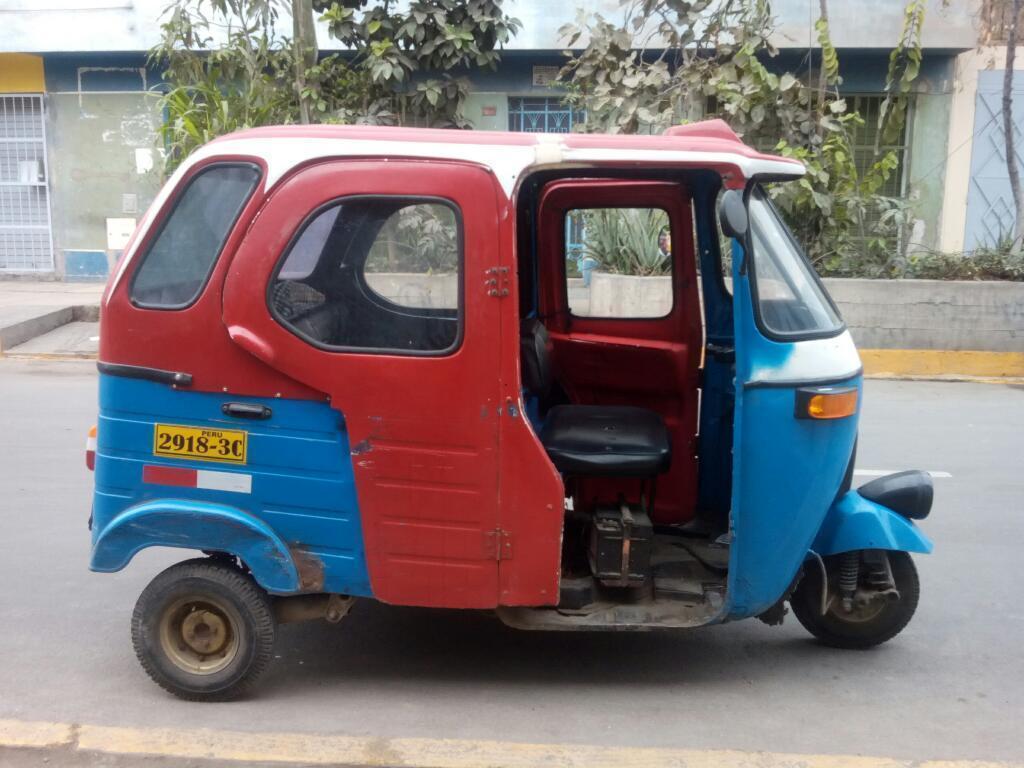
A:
130;164;260;308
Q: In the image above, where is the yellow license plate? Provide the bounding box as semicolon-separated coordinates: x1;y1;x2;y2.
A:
153;423;247;465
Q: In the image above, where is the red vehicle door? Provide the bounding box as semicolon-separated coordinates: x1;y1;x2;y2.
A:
536;180;702;524
222;159;504;608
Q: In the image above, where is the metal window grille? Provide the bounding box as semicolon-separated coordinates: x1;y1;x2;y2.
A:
508;97;584;134
708;93;911;251
846;94;910;198
706;93;910;196
846;94;912;252
0;94;54;272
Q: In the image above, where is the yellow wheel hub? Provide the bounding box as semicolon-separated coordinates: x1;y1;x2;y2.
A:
159;597;240;675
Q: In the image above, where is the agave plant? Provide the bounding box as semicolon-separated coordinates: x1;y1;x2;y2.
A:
576;208;671;276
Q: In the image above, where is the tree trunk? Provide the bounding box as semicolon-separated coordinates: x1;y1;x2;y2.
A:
293;0;318;125
1003;0;1024;247
817;0;830;124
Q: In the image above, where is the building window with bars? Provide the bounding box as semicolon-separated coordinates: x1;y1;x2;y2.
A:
846;94;910;199
845;94;912;252
0;94;53;272
707;92;911;250
508;96;585;134
709;93;909;190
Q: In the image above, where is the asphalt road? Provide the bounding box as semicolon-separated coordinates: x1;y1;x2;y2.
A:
1;358;1022;763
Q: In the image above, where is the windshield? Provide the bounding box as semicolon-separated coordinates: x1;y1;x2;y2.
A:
748;186;842;338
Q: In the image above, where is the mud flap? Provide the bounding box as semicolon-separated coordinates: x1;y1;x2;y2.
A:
812;490;933;557
90;499;308;593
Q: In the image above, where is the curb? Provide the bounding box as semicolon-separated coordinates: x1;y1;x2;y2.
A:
0;718;1018;768
859;349;1024;380
0;306;72;354
1;350;97;361
0;304;99;356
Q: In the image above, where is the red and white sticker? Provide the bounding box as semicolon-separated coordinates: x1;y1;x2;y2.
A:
142;465;252;494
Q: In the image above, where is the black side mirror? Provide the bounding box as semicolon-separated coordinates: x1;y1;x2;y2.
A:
718;189;748;239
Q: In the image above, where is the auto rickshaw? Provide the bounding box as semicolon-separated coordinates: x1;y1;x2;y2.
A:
88;121;934;701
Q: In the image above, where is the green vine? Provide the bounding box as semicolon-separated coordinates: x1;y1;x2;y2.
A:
559;0;926;277
152;0;521;171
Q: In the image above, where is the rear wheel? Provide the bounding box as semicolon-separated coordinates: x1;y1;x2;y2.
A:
131;558;276;701
790;550;919;649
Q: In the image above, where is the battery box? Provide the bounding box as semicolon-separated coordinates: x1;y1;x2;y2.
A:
589;503;653;586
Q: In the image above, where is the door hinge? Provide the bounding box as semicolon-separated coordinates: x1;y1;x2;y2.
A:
483;528;513;561
484;266;510;298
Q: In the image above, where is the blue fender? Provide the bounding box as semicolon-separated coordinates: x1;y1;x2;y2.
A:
812;490;933;557
90;499;304;594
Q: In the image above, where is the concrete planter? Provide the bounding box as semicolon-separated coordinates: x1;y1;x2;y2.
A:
580;273;1022;353
821;278;1024;352
364;272;457;309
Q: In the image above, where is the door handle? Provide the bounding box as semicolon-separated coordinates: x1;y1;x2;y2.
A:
706;343;735;363
222;402;272;420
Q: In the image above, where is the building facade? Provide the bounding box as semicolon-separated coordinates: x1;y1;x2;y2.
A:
0;0;986;279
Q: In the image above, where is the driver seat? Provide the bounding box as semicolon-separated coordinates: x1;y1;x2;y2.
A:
520;319;671;478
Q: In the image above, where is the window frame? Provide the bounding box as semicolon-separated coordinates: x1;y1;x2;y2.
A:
266;194;466;357
507;95;586;133
745;183;846;343
129;162;261;311
562;205;676;321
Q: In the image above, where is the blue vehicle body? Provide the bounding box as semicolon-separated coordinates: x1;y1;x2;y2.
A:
90;374;372;596
813;490;933;557
722;236;930;621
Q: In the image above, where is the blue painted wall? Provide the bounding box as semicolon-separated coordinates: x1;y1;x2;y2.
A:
964;69;1024;251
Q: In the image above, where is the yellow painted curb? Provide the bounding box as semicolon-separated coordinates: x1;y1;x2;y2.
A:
0;719;73;749
860;349;1024;379
0;718;1020;768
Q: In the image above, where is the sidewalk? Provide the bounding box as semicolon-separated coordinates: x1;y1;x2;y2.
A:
0;280;104;357
0;280;104;309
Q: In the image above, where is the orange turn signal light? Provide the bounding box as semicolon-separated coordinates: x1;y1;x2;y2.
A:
795;387;858;420
86;424;97;471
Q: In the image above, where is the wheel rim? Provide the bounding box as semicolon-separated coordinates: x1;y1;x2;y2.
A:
159;595;240;675
826;596;887;625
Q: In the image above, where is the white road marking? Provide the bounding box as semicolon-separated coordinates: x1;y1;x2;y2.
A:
855;469;952;478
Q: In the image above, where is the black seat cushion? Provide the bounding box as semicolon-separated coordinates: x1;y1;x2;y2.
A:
539;405;671;478
520;318;553;397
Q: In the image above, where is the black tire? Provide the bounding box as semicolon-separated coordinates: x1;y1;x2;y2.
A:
131;557;276;701
790;551;919;649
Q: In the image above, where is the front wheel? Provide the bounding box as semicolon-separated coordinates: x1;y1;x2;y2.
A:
131;558;277;701
790;550;919;649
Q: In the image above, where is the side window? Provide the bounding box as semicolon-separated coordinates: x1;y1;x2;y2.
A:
565;207;673;318
131;164;260;308
270;197;462;354
363;203;459;310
